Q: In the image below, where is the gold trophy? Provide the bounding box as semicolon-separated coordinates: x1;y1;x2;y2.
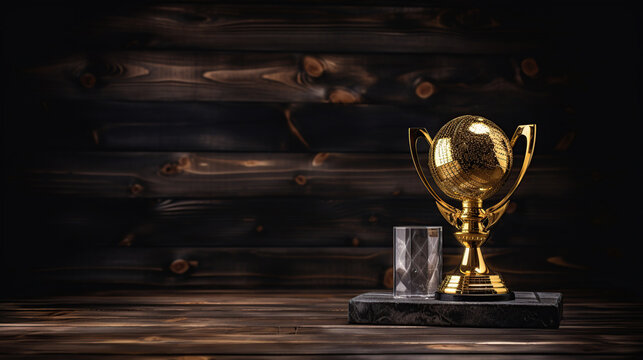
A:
409;115;536;301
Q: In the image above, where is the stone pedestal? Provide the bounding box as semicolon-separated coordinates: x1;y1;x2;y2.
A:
348;291;562;328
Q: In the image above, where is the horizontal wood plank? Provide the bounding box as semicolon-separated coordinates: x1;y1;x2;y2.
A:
1;246;622;293
5;5;560;56
3;197;587;248
22;52;566;104
16;152;577;199
89;5;554;54
6;101;576;155
1;290;642;357
17;247;393;290
10;100;574;153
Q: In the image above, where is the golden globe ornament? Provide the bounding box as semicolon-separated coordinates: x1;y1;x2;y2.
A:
409;115;536;301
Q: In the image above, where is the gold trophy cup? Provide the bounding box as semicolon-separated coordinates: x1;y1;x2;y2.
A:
409;115;536;301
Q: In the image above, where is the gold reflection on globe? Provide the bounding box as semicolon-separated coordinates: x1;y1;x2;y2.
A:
429;115;512;201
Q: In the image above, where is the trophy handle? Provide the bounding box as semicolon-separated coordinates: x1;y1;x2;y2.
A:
484;124;537;230
408;128;462;229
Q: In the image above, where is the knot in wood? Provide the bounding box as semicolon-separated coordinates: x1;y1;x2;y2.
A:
129;183;144;196
521;58;539;78
351;237;360;247
80;72;96;89
170;259;190;275
294;174;307;186
415;81;435;99
328;89;359;104
160;162;182;176
302;56;324;77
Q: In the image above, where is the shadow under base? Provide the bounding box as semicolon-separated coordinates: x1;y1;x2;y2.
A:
348;291;562;328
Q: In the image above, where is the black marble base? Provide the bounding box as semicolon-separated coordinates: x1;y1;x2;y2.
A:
348;291;562;328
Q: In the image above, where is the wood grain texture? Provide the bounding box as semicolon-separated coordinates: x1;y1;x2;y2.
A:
1;246;618;292
2;0;640;312
15;100;573;153
90;5;549;53
0;356;632;360
23;52;567;105
7;197;581;248
0;290;642;357
18;152;576;199
4;4;557;56
19;247;392;289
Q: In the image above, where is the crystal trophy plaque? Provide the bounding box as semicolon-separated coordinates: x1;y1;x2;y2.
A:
394;226;442;298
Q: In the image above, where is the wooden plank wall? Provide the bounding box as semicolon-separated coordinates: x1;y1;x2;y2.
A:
1;1;640;295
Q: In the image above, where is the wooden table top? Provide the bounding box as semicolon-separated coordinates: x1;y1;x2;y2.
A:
1;289;642;359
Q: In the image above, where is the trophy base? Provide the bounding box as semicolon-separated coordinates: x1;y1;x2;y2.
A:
437;273;512;301
435;291;515;302
348;291;562;328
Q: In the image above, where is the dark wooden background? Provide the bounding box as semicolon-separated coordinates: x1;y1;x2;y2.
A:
1;1;641;297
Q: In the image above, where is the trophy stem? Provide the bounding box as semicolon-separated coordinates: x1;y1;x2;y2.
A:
435;200;515;301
